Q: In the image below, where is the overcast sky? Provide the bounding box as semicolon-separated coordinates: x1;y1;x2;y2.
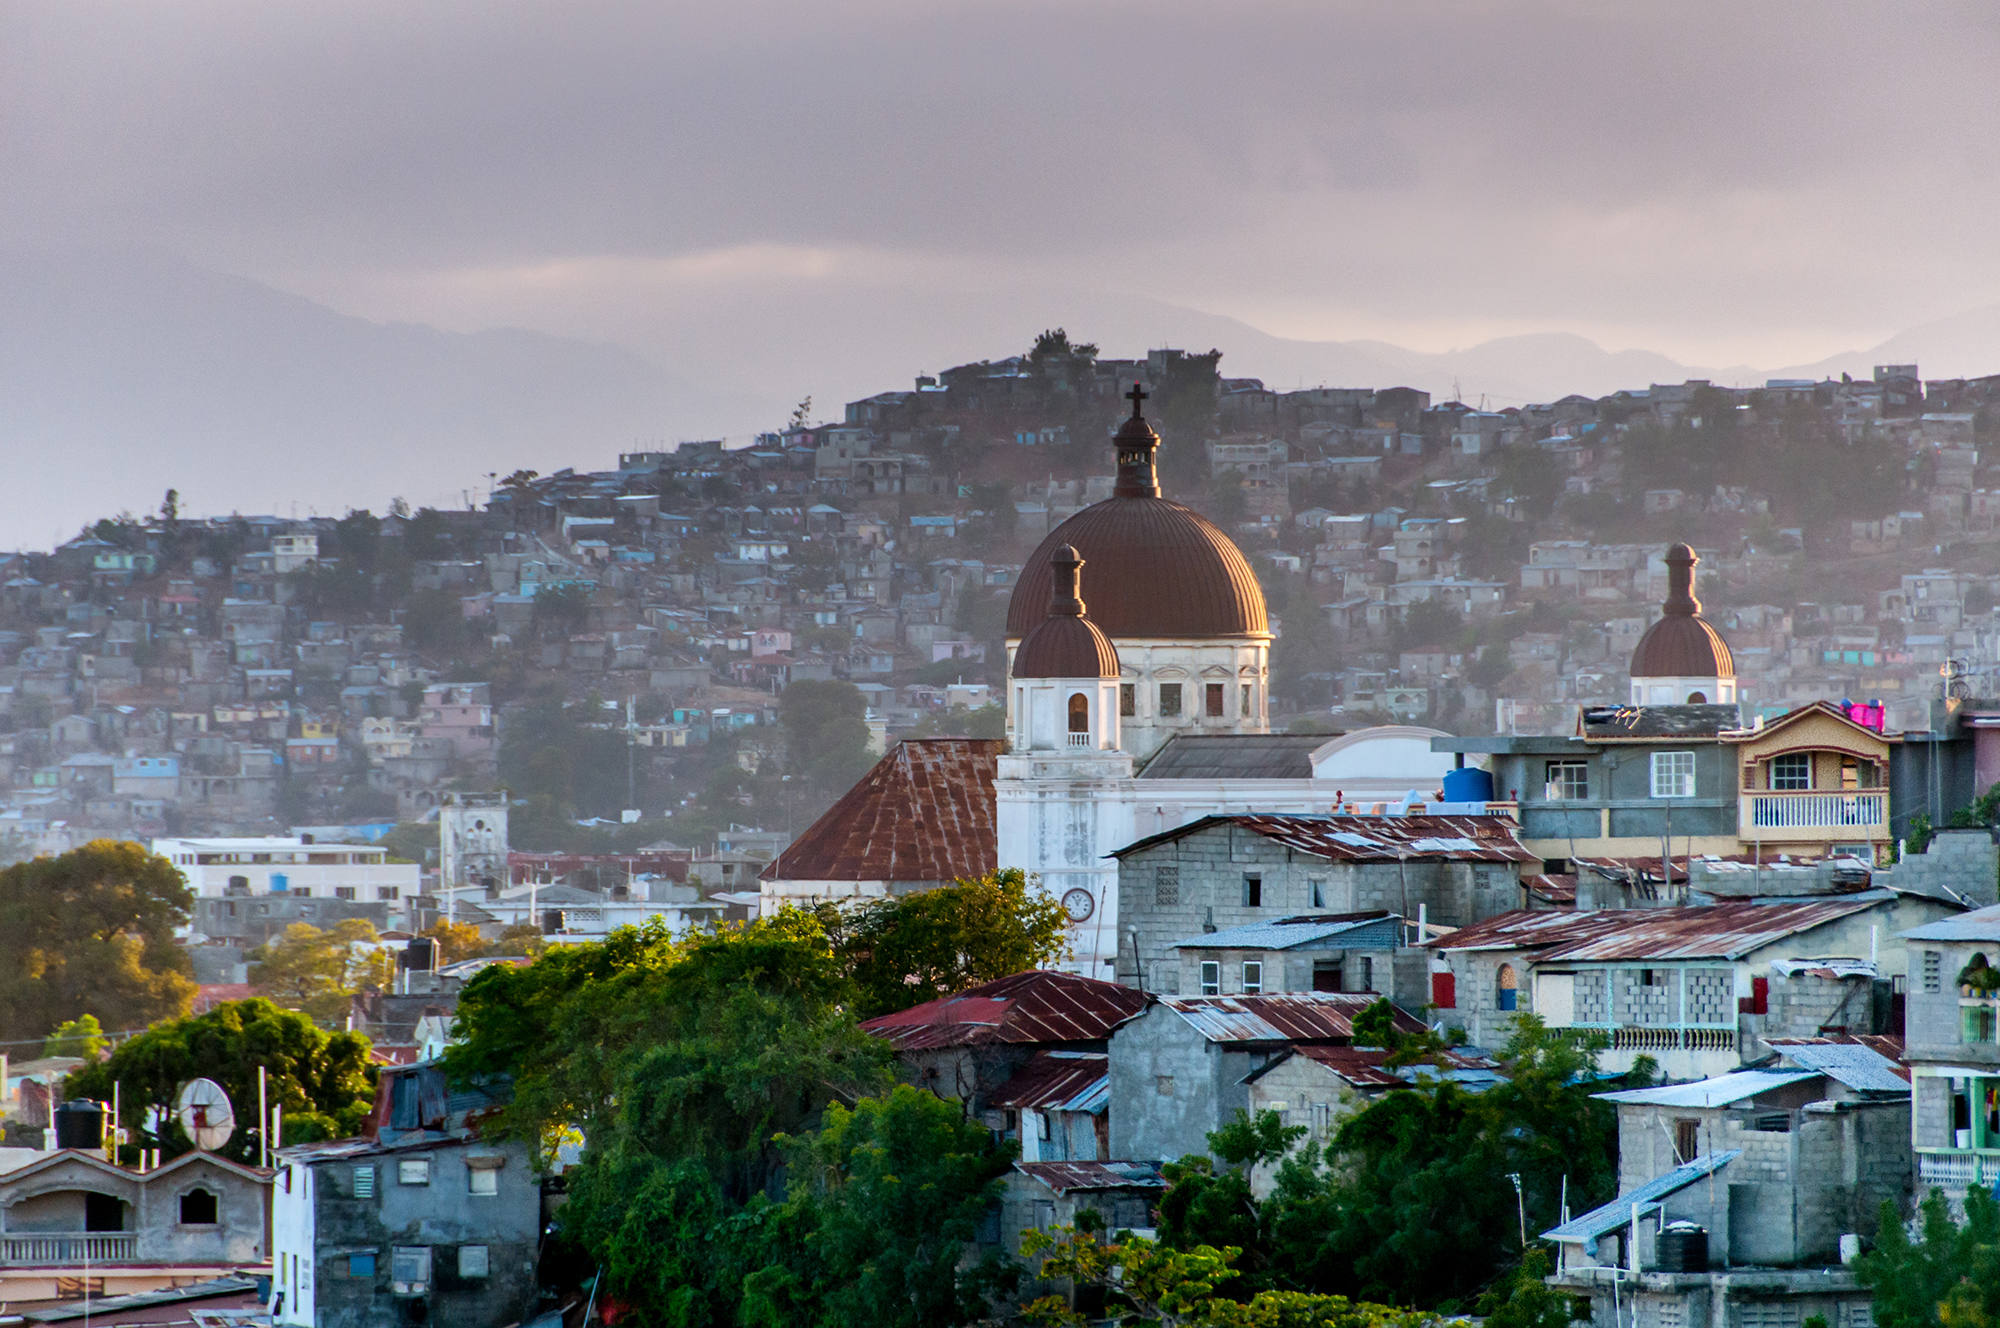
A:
8;1;2000;394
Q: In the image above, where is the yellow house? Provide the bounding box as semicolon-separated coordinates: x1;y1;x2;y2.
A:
1728;701;1892;863
299;718;339;740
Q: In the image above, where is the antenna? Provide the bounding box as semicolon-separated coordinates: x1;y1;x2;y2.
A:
175;1078;237;1152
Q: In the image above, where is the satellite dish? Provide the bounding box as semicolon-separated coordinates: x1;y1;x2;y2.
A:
175;1078;236;1152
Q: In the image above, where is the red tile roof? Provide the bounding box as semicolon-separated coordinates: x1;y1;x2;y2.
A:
762;738;1002;884
860;969;1149;1051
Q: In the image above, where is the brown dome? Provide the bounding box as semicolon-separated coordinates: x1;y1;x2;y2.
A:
1013;545;1120;678
1630;543;1734;678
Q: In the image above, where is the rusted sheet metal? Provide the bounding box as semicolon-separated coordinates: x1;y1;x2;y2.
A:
1431;898;1883;962
1288;1043;1497;1088
860;970;1149;1051
1015;1160;1166;1195
1114;814;1537;864
763;738;1003;884
1159;992;1426;1044
989;1051;1110;1113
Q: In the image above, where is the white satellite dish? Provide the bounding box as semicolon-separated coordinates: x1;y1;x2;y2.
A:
175;1078;236;1152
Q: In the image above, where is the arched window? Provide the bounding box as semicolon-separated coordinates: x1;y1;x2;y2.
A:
180;1188;219;1225
1068;693;1090;733
1497;963;1519;1011
1686;691;1707;704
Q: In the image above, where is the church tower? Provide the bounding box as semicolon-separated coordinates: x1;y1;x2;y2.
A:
1629;544;1736;705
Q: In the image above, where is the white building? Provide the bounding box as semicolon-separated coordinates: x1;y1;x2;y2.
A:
152;836;419;901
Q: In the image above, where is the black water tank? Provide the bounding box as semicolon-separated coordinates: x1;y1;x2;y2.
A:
402;938;438;971
54;1099;105;1150
1656;1222;1708;1273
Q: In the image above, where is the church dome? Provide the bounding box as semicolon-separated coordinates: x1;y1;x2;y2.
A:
1006;387;1269;641
1630;543;1734;679
1013;545;1120;679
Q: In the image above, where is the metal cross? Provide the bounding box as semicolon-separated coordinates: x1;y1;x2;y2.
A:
1126;381;1148;416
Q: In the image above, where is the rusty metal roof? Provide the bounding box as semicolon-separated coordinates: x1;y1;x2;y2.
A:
1014;1159;1166;1195
1159;992;1427;1044
859;969;1149;1051
762;738;1002;884
989;1051;1110;1113
1430;898;1887;962
1110;814;1537;863
1273;1043;1499;1089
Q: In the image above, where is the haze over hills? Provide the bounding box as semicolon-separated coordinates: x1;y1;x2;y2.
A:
8;248;2000;545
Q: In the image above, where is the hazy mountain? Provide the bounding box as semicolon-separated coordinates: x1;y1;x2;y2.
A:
0;249;760;546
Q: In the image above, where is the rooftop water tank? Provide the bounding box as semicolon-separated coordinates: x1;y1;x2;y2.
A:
54;1099;105;1151
1441;767;1494;804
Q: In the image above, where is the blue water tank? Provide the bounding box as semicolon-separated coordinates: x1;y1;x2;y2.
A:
1442;767;1494;803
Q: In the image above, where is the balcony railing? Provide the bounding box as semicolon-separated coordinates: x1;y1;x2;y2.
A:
1066;733;1093;748
1745;791;1885;831
1916;1148;2000;1190
0;1234;137;1265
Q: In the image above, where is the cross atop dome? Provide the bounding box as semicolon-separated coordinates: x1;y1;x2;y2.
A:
1126;381;1148;417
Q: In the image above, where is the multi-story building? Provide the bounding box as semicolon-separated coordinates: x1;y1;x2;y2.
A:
152;836;419;901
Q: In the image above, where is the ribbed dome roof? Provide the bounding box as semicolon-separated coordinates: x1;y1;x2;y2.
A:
1007;498;1270;639
1013;543;1120;678
1631;543;1734;679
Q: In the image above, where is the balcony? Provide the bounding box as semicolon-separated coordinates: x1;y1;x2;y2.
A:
1916;1148;2000;1191
0;1233;137;1265
1743;790;1886;838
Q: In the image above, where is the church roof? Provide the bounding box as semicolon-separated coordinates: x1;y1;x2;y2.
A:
1137;734;1330;779
1012;544;1120;679
761;738;1001;884
1631;543;1734;679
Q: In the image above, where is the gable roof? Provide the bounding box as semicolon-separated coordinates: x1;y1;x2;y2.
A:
1156;992;1426;1044
1542;1150;1742;1244
1015;1159;1166;1195
1765;1037;1911;1093
762;738;1002;884
1245;1043;1498;1090
988;1051;1110;1113
1110;814;1536;864
859;970;1148;1051
1137;734;1330;780
0;1146;270;1192
1726;699;1889;750
1429;897;1888;962
1170;911;1401;951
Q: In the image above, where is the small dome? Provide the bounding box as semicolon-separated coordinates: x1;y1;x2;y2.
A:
1013;544;1120;679
1631;543;1734;679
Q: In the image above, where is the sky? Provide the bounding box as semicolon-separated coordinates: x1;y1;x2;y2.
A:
7;2;2000;530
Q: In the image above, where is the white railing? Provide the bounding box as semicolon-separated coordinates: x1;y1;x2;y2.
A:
1;1233;137;1265
1917;1150;1985;1189
1747;791;1885;830
1066;733;1092;748
1602;1026;1737;1051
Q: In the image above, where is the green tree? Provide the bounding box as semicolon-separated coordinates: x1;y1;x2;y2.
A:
67;998;376;1165
781;678;876;798
533;582;593;638
248;920;394;1026
1858;1185;2000;1328
42;1014;109;1061
836;869;1071;1018
0;840;196;1042
405;588;469;652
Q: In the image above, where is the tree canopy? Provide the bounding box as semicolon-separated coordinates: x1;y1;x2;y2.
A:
780;678;877;798
836;869;1071;1019
248;920;395;1026
68;998;376;1166
1858;1184;2000;1328
0;840;196;1042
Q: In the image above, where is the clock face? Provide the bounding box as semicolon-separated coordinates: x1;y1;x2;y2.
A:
1061;888;1095;922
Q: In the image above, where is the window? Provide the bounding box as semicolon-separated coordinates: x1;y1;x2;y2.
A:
1068;693;1089;733
1154;865;1180;907
391;1246;431;1295
378;887;399;901
1241;684;1253;717
352;1166;375;1198
1159;683;1182;716
1308;878;1326;910
468;1167;498;1196
1120;684;1135;716
1242;960;1264;994
1651;751;1696;798
1357;956;1374;992
334;886;356;900
1497;963;1519;1010
1200;961;1221;995
1313;959;1344;992
1925;950;1943;992
398;1158;431;1186
458;1245;490;1279
348;1253;376;1278
1747;1113;1792;1133
1036;1112;1051;1140
1242;874;1262;908
1673;1118;1699;1164
1156;1074;1176;1097
1544;760;1589;800
1205;683;1226;717
1770;753;1811;790
179;1188;218;1224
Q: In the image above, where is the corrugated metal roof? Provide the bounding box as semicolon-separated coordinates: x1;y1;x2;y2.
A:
1015;1160;1166;1195
1765;1039;1911;1093
1170;911;1399;952
1901;901;2000;942
1594;1068;1818;1108
1542;1151;1742;1244
1431;898;1887;962
860;969;1149;1051
989;1051;1110;1113
1112;814;1536;864
1160;992;1426;1044
1137;734;1330;780
762;738;1001;884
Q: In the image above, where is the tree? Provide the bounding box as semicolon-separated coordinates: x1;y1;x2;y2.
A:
836;869;1072;1018
780;678;876;798
42;1014;108;1061
248;920;394;1026
1857;1185;2000;1328
532;582;593;638
67;998;376;1165
0;840;196;1042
